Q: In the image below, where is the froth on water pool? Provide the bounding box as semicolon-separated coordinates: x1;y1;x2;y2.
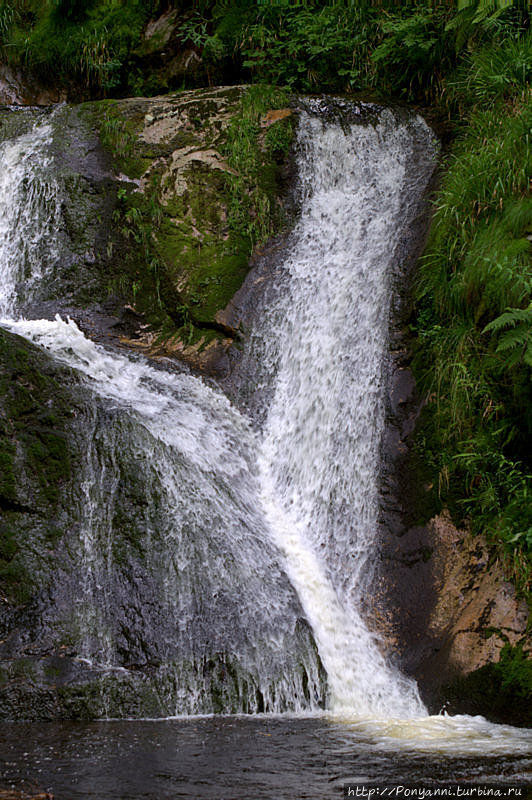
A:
1;715;531;799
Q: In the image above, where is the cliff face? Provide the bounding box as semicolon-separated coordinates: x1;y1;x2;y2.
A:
377;356;531;724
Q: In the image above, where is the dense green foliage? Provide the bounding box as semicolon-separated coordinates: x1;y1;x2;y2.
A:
414;27;531;591
0;0;156;93
222;84;293;246
0;1;527;102
0;1;530;589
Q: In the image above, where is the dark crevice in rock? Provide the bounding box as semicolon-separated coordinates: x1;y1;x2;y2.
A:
0;497;36;514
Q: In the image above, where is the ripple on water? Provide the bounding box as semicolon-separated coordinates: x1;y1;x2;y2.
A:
1;716;531;800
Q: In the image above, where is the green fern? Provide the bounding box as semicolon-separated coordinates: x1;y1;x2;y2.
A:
457;0;514;18
483;304;532;367
447;0;523;52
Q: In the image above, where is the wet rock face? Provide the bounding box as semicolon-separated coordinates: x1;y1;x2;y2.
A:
0;87;293;373
366;154;531;726
0;65;66;106
0;328;325;720
0;328;111;718
0;328;85;609
377;389;532;721
376;358;531;724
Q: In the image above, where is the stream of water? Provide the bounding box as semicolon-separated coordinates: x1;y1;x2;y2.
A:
0;104;530;794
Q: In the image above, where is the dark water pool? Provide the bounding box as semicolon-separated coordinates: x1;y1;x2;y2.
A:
1;716;531;800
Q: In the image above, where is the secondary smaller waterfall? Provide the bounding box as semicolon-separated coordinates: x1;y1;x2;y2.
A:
3;309;327;712
0;121;61;318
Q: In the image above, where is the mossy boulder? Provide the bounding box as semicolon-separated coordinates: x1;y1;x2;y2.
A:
81;85;294;372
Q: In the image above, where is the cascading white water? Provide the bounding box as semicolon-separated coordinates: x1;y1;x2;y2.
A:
0;104;530;750
0;119;325;714
5;313;325;713
0;108;434;719
251;106;436;717
0;121;61;318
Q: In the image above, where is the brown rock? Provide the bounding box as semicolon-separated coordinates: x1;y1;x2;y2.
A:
0;65;66;106
374;508;530;710
260;108;293;128
426;513;529;676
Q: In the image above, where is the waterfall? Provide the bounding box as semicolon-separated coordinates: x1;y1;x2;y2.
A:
0;118;326;715
250;104;436;716
0;121;61;318
0;103;437;719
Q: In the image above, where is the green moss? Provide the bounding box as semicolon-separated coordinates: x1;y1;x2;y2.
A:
443;643;532;726
264;116;295;159
8;658;38;683
56;683;102;721
155;212;249;324
156;85;293;339
0;442;16;502
154;160;245;321
0;523;32;605
97;101;147;178
0;331;73;509
0;517;31;604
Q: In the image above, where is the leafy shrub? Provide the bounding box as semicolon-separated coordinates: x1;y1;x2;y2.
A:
414;32;531;589
484;305;532;369
5;0;153;94
372;10;452;101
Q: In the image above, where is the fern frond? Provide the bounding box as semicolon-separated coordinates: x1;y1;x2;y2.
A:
496;323;530;350
483;304;532;333
483;304;532;368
